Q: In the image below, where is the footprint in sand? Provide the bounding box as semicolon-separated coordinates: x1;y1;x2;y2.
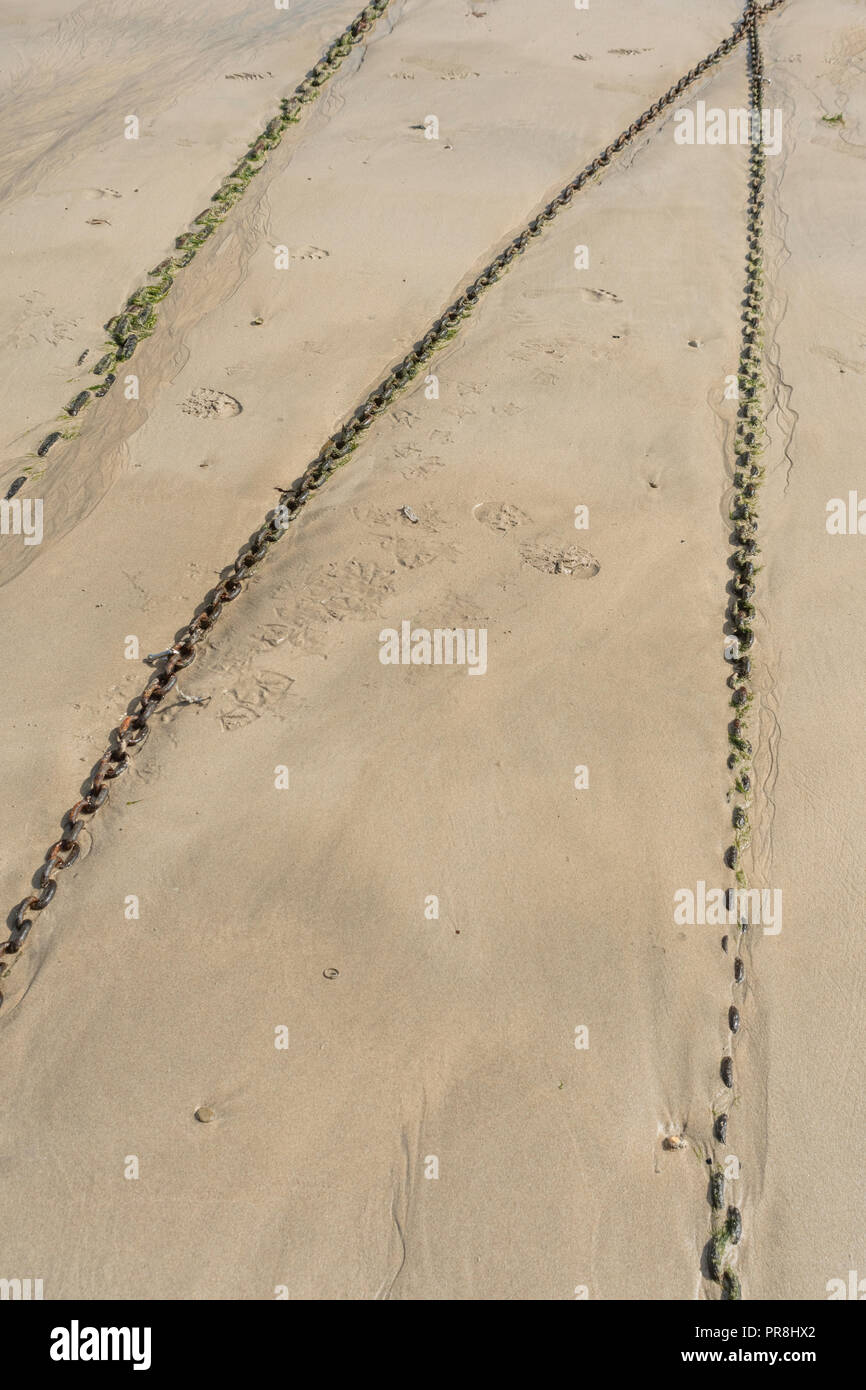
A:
520;541;600;578
474;502;532;533
181;388;242;419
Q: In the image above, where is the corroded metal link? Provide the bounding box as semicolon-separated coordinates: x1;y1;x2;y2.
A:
39;856;63;886
46;839;82;871
3;0;788;983
33;880;57;910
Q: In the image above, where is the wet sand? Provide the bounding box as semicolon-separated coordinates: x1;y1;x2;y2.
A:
0;0;863;1300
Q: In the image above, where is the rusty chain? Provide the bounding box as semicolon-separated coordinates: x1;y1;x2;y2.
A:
3;3;787;1001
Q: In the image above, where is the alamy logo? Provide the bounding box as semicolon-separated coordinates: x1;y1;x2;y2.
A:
0;1277;43;1299
826;1271;866;1300
50;1321;152;1371
673;881;782;935
826;492;866;534
673;101;783;156
0;497;43;545
379;621;487;675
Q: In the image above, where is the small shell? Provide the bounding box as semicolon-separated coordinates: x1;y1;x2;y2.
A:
93;353;115;375
725;846;738;869
729;1005;740;1034
714;1113;728;1143
721;1056;734;1088
734;957;745;984
710;1169;725;1209
116;334;138;361
727;1206;743;1244
194;1106;215;1124
663;1134;686;1151
722;1269;742;1301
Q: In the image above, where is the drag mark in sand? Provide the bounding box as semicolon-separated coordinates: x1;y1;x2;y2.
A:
29;1;395;465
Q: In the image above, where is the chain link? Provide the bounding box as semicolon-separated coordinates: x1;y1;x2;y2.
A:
4;4;787;1006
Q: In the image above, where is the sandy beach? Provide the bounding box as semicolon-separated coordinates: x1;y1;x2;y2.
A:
0;0;864;1303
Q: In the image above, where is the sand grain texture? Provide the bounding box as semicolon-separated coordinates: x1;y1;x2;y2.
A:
0;0;863;1300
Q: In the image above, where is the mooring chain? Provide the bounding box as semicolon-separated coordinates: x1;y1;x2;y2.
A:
704;0;783;1303
31;0;394;464
3;4;786;1015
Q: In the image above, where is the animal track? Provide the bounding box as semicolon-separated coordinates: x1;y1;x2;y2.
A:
509;337;571;364
14;292;78;349
398;56;478;79
181;388;242;419
401;455;444;480
270;560;396;655
288;246;329;262
218;669;294;731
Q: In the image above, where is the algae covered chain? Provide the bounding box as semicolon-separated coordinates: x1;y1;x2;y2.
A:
703;0;785;1302
34;1;394;459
